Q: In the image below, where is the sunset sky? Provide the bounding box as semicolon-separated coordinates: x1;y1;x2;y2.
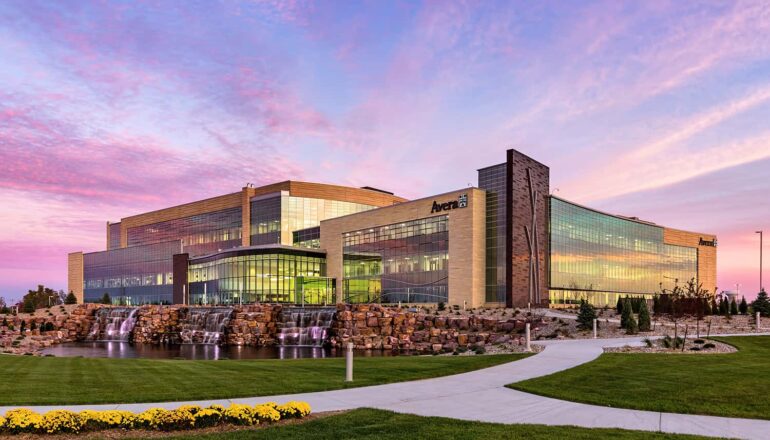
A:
1;0;768;303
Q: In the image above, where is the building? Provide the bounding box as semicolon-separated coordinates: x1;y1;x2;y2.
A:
68;150;717;308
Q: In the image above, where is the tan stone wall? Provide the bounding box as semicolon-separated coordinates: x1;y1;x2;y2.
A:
67;252;84;303
320;188;486;307
664;228;718;293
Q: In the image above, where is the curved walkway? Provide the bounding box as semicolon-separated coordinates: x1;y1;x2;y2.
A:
4;335;770;439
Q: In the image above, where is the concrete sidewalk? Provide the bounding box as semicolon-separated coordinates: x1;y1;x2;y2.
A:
4;335;770;439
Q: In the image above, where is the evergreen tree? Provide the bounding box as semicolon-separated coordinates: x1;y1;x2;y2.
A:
704;299;712;316
19;320;25;332
751;289;770;317
730;298;738;315
101;293;112;305
30;321;37;331
576;300;597;330
652;295;660;315
1;317;7;327
620;298;633;329
626;309;639;334
739;296;749;315
616;296;623;314
64;291;77;305
711;298;719;315
719;296;728;315
638;300;651;332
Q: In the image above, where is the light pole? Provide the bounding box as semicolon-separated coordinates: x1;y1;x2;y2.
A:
758;231;764;292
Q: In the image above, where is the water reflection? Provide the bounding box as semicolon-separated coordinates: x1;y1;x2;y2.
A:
42;342;394;361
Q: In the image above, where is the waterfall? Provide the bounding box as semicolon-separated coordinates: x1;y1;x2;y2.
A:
179;307;234;345
88;307;138;342
277;307;335;347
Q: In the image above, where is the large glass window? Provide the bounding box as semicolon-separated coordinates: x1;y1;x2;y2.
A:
548;198;698;307
188;250;332;305
250;193;376;245
127;207;242;257
342;216;449;304
83;241;180;305
478;163;507;303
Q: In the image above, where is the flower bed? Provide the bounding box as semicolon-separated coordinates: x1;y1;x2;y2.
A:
0;401;311;435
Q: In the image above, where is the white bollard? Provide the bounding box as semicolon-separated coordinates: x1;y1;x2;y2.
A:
757;312;761;332
525;323;531;352
345;342;354;382
593;318;597;339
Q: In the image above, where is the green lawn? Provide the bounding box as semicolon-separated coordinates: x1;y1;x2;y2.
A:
510;336;770;420
0;353;526;406
145;408;711;440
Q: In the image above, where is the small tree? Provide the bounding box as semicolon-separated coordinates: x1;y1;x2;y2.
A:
718;296;728;315
626;308;639;335
1;317;7;327
30;320;37;331
652;295;660;315
19;320;26;332
711;297;719;315
101;293;112;305
616;297;624;314
576;300;597;330
638;300;651;332
739;296;748;315
64;291;77;305
730;298;738;315
620;298;633;329
752;289;770;317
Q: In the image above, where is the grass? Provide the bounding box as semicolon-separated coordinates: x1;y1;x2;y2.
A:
510;336;770;420
0;353;527;406
141;408;711;440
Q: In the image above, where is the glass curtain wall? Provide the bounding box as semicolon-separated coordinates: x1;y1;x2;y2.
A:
83;241;181;305
108;222;121;250
127;207;242;257
343;216;449;304
478;163;507;303
549;197;698;307
250;193;376;245
293;226;321;249
188;251;332;305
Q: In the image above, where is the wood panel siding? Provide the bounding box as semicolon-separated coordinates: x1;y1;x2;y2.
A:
664;228;718;294
67;252;84;304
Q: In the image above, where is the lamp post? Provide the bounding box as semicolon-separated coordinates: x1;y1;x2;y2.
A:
758;231;764;292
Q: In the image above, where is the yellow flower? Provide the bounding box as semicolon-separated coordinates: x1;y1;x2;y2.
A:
192;408;222;428
276;401;312;419
132;407;168;430
41;410;83;434
4;408;43;434
253;404;281;423
223;404;257;426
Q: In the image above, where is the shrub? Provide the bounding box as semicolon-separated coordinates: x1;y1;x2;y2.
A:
752;290;770;317
620;299;633;329
4;408;43;434
132;408;169;430
254;404;281;423
689;346;701;351
192;408;222;428
703;343;716;349
223;404;257;426
154;408;196;431
79;410;133;431
739;296;749;315
62;292;76;305
642;338;653;348
637;300;651;332
694;339;705;344
276;401;311;419
41;410;83;434
576;300;597;330
730;298;738;315
437;302;446;311
626;311;638;335
473;345;486;354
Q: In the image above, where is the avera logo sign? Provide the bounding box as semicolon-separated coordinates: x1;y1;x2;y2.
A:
431;193;468;213
699;237;717;247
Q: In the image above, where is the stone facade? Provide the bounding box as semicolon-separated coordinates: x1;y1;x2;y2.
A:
329;304;538;353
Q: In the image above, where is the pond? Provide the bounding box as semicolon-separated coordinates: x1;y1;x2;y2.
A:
42;342;395;361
